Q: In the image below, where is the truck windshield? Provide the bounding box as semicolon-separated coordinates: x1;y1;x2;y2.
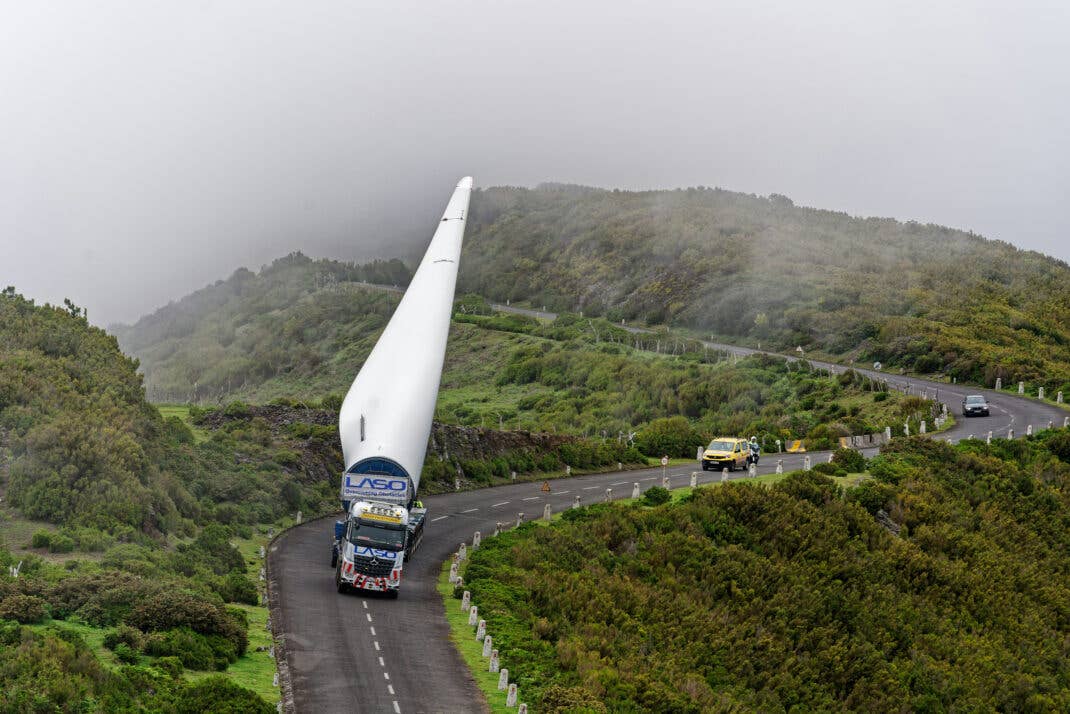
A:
707;440;734;451
348;521;405;551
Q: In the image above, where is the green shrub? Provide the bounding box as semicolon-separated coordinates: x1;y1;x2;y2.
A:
144;627;236;671
831;447;867;472
642;486;671;506
48;533;75;553
30;530;51;548
0;594;48;623
176;675;274;714
113;642;139;664
104;624;144;651
217;573;259;605
154;655;184;678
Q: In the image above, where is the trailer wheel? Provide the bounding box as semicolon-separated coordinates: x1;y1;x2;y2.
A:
330;546;338;569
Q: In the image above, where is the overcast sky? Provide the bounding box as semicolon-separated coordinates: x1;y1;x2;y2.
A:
3;1;1067;325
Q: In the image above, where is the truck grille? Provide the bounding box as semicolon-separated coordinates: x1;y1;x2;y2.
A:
352;554;395;578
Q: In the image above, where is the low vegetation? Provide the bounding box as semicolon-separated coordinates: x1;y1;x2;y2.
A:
454;433;1070;712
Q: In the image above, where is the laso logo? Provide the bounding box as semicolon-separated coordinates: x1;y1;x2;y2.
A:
345;476;408;491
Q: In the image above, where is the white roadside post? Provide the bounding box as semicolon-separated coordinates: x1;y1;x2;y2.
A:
604;488;612;502
518;704;528;714
632;483;640;498
775;439;782;453
1065;417;1069;428
1027;424;1033;436
920;420;927;435
498;669;509;691
468;606;479;627
662;473;670;488
1019;381;1025;394
721;468;729;483
543;503;552;521
489;650;500;673
449;562;459;584
690;472;698;488
987;431;992;445
803;456;811;471
885;426;892;441
828;452;835;463
1039;387;1045;400
617;462;622;471
1008;428;1015;439
1058;391;1064;404
748;463;757;477
475;619;486;641
461;591;471;612
995;377;1002;390
776;459;783;474
516;513;523;528
573;495;581;509
482;635;493;658
507;684;518;708
458;543;467;562
696;446;703;461
472;531;481;550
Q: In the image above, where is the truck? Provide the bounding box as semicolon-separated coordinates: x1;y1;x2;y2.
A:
332;501;423;598
330;177;472;597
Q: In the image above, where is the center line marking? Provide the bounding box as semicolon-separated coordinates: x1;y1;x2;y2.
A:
522;496;540;501
388;685;395;695
461;508;478;513
366;613;372;622
556;490;570;495
393;701;401;714
611;481;626;486
379;656;385;667
491;501;509;507
362;601;368;609
582;486;598;490
431;515;448;522
370;626;376;636
384;672;390;680
374;641;380;651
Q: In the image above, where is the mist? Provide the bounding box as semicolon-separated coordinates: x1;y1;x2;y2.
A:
2;1;1067;325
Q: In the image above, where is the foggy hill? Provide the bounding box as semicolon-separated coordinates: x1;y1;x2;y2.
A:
459;184;1070;390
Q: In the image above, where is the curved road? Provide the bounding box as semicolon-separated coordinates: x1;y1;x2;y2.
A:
271;312;1066;713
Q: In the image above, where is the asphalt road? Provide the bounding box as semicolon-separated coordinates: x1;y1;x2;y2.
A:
272;287;1068;712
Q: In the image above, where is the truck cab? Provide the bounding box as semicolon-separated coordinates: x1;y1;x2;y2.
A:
333;501;409;598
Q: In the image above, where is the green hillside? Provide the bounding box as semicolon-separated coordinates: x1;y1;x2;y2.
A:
459;184;1070;391
113;256;934;450
457;434;1070;712
0;288;345;710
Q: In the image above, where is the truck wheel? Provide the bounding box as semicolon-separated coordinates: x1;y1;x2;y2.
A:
330;548;338;569
337;581;348;594
387;590;399;600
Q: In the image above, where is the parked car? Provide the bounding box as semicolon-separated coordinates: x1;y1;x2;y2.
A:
962;394;990;417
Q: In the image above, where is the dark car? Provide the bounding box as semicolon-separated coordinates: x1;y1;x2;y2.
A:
962;394;990;417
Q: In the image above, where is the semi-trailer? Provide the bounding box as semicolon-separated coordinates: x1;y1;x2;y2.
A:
331;177;472;597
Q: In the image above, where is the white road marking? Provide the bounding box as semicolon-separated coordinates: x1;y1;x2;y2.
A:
582;486;598;491
379;656;385;667
384;672;390;680
642;477;656;481
521;496;540;501
388;685;395;695
556;490;570;495
370;626;376;636
362;601;368;609
461;508;478;513
393;701;401;714
611;482;626;486
366;613;372;622
431;515;448;522
374;641;380;651
491;501;509;507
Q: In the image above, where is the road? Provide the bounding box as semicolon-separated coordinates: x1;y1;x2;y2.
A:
272;286;1067;712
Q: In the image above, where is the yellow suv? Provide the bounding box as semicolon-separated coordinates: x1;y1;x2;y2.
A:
702;438;749;471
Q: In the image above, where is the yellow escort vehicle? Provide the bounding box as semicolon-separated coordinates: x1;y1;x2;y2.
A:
702;437;750;471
